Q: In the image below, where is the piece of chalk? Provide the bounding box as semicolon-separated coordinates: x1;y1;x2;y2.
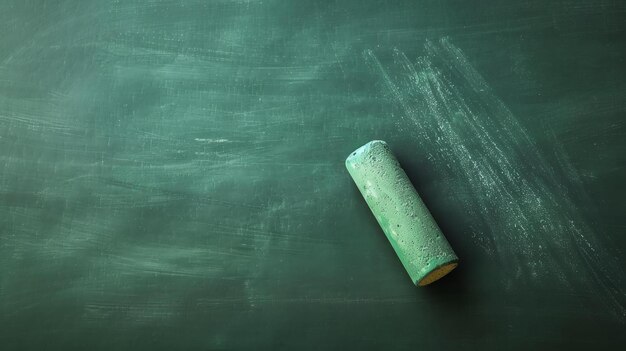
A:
346;140;458;286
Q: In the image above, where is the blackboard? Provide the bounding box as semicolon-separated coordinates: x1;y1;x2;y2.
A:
1;0;625;350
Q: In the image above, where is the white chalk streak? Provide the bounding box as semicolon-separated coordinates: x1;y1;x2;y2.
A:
365;38;625;319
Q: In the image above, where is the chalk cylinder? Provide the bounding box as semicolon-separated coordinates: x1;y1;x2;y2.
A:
346;140;458;286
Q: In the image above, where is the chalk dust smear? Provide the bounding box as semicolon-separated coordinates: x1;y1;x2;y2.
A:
365;38;625;319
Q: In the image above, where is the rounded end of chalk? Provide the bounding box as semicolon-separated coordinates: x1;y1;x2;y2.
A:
416;261;458;286
345;140;389;164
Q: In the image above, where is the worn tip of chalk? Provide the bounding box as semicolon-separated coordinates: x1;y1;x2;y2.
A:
345;140;387;167
346;140;459;286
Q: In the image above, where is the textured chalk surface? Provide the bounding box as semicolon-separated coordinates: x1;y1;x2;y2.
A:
346;140;458;285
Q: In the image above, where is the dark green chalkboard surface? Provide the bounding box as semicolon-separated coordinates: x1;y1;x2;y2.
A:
1;1;625;350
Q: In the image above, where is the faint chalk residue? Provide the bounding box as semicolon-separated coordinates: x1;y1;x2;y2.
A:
364;38;625;319
194;138;231;143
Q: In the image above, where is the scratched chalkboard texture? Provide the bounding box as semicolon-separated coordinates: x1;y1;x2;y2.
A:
1;0;625;350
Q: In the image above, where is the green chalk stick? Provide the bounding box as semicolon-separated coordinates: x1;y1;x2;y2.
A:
346;140;458;286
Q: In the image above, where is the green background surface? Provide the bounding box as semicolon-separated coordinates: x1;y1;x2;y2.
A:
1;1;625;350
